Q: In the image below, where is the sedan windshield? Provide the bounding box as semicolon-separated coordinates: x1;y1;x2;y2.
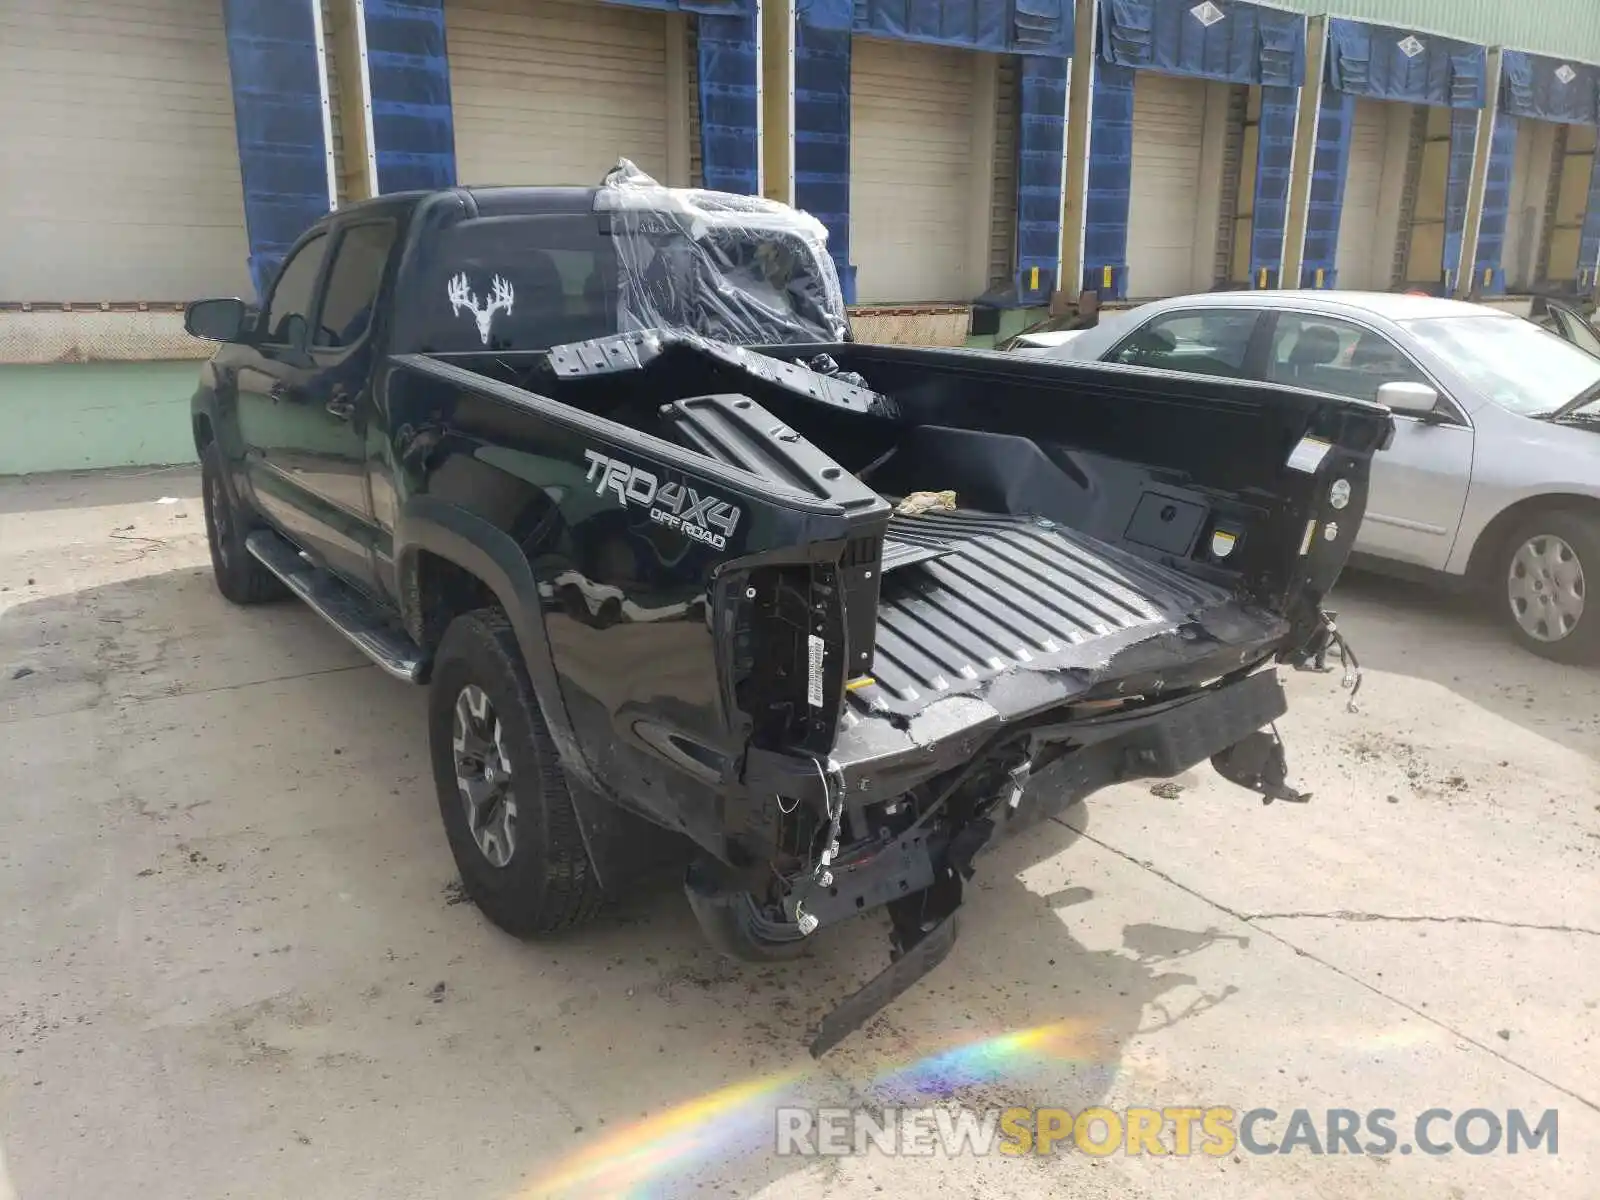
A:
1405;315;1600;417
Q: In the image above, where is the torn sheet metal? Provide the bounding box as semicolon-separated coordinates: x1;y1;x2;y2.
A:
542;328;895;419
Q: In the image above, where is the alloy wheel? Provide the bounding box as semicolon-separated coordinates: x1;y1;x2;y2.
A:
451;684;518;867
207;469;232;569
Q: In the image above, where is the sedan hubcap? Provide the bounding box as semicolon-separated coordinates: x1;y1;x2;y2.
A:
1508;534;1586;643
451;684;518;867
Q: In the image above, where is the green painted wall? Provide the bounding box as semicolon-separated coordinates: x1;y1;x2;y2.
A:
0;362;197;475
1281;1;1600;62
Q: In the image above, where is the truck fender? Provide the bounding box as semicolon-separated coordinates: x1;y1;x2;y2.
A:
395;496;667;889
190;364;256;512
395;495;592;785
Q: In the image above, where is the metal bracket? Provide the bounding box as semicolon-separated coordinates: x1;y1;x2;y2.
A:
1211;727;1311;805
808;911;960;1058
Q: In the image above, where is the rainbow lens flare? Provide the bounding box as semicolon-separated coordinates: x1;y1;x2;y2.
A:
515;1067;809;1199
866;1019;1106;1101
518;1019;1109;1197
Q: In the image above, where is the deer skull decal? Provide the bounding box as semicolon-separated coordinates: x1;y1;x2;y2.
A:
447;272;515;345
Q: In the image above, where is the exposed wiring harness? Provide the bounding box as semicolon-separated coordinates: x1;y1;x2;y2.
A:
1292;609;1363;712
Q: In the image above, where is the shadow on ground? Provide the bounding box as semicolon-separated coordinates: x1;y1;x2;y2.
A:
1329;567;1600;761
491;806;1247;1198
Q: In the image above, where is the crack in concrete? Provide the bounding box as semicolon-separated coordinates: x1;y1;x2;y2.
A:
1051;813;1600;1115
0;663;374;728
120;661;375;707
1243;910;1600;937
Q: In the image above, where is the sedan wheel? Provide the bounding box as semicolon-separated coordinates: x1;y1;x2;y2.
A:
1499;513;1600;664
1508;534;1585;643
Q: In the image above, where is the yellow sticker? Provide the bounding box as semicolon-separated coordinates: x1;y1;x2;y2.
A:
1029;265;1039;290
1102;265;1113;289
1315;267;1325;288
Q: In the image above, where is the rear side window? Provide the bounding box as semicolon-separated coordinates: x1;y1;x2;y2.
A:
315;222;396;348
1266;313;1427;403
398;214;619;353
1109;309;1258;377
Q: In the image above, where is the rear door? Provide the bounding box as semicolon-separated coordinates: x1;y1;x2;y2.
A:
1535;297;1600;358
1260;311;1473;570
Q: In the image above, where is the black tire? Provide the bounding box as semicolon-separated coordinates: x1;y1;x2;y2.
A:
200;440;287;605
684;860;811;963
1497;510;1600;665
428;607;603;935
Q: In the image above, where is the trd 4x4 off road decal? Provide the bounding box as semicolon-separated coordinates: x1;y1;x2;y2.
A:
583;450;742;551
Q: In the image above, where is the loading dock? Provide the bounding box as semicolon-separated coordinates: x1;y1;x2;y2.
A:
1473;52;1600;295
1083;0;1306;301
1297;19;1487;293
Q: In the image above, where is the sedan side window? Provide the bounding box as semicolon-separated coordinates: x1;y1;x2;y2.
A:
261;233;329;348
1109;310;1258;378
1266;314;1426;404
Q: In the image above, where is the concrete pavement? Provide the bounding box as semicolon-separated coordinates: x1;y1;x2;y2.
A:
1;468;1596;1199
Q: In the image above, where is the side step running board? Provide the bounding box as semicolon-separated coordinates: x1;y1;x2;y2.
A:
245;529;425;683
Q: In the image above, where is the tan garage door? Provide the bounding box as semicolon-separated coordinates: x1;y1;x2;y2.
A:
1503;117;1558;291
448;0;677;187
1544;124;1596;283
850;38;979;303
1126;72;1208;298
0;0;252;302
1336;98;1389;291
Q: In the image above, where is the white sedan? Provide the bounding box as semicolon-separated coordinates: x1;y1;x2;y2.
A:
1020;291;1600;664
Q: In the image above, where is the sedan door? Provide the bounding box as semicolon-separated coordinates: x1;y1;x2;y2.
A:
1259;311;1474;571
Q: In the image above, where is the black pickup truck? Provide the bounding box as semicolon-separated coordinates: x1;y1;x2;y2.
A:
186;163;1386;1054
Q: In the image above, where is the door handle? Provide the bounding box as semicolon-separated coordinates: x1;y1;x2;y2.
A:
326;397;355;420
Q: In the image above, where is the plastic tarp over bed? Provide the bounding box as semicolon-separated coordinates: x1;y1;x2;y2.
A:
595;159;851;347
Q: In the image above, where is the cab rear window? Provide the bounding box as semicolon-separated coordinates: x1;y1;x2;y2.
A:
400;215;619;354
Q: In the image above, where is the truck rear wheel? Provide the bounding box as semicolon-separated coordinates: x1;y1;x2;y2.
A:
427;607;603;935
200;441;287;605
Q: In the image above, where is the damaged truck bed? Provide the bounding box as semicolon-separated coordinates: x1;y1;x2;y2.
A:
185;163;1391;1055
